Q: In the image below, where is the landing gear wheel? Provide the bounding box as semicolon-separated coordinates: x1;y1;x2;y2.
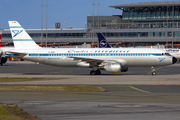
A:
152;72;156;75
96;69;101;75
151;66;156;76
90;70;96;75
90;69;101;75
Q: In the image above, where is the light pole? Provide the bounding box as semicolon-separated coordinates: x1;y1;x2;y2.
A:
41;0;44;46
64;21;67;28
166;0;168;45
85;22;87;28
98;1;100;31
92;1;95;43
172;0;174;48
46;0;48;47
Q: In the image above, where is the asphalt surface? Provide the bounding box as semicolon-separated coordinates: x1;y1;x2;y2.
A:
0;61;180;120
1;61;180;75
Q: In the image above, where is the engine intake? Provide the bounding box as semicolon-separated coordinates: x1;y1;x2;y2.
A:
1;57;7;64
100;63;128;73
101;63;121;73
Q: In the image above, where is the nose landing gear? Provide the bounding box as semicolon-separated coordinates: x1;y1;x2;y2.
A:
151;66;156;75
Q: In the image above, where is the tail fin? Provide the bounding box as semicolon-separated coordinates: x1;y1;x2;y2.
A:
97;33;111;48
8;21;40;49
0;30;2;47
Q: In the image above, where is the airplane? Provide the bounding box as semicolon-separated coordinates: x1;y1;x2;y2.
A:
1;21;177;75
97;33;111;48
97;33;180;60
164;49;180;60
0;31;8;65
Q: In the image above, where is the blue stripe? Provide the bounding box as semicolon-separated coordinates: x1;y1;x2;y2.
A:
29;53;162;57
13;39;33;41
6;53;20;56
6;53;14;56
10;26;22;28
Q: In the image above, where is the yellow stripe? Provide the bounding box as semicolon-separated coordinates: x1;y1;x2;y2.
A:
129;86;151;93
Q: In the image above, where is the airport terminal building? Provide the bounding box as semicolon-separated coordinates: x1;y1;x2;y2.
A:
2;1;180;48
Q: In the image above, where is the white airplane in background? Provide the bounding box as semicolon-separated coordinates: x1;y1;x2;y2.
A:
164;49;180;60
1;21;177;75
97;33;180;60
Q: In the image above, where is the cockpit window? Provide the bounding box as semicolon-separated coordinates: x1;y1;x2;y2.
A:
162;53;171;56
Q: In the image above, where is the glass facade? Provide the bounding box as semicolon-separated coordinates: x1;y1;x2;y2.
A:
108;22;180;29
2;31;180;39
2;33;85;39
122;6;180;20
88;20;112;28
101;32;179;38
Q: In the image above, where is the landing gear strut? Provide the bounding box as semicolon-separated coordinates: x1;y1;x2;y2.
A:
90;69;101;75
151;66;156;75
0;59;2;66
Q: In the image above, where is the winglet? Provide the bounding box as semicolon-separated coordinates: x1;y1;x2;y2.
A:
97;33;111;48
8;21;40;49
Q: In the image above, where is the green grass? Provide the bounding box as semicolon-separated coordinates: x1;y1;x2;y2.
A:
0;77;61;82
0;86;108;92
0;106;22;120
64;86;107;92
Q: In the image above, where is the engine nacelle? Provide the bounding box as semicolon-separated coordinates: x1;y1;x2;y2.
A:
0;49;8;64
1;57;7;64
102;63;122;73
100;63;128;73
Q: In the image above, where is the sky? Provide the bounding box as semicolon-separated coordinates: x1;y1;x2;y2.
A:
0;0;177;29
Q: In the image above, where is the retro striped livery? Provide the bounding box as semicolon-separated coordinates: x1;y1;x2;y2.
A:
3;21;177;75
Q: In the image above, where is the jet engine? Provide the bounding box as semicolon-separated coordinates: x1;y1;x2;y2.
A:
1;56;7;64
0;50;8;65
100;63;128;73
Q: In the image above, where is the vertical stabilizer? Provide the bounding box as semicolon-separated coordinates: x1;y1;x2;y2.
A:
8;21;40;49
97;33;111;48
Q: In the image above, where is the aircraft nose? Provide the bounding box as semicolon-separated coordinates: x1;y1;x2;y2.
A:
172;57;177;64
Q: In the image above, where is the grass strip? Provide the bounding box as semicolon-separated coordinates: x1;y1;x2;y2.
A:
0;86;108;92
0;77;64;82
0;106;22;120
1;104;41;120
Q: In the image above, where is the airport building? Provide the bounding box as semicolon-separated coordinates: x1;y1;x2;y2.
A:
2;1;180;48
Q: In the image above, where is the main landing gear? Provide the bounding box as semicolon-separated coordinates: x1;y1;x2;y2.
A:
151;66;156;75
90;69;101;75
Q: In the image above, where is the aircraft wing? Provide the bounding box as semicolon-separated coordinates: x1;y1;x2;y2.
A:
69;56;104;65
5;51;28;56
69;56;128;67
